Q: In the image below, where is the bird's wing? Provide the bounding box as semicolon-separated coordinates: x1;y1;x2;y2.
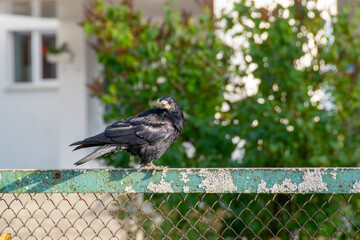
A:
105;114;174;146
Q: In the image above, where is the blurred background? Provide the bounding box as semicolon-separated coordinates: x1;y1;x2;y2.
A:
1;1;360;238
0;0;359;170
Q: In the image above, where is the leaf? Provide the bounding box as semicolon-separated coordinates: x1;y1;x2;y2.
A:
0;233;11;240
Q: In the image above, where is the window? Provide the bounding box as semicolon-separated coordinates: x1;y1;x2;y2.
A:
40;1;56;18
11;31;57;84
14;32;32;83
42;33;57;79
12;1;32;16
11;0;56;18
0;1;59;87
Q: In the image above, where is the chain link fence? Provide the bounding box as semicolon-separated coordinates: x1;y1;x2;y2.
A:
1;193;360;239
1;169;360;239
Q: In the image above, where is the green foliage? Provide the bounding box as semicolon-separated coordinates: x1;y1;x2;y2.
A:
84;0;360;168
320;6;360;166
84;0;360;169
221;1;360;239
84;0;360;238
84;0;236;168
224;0;360;167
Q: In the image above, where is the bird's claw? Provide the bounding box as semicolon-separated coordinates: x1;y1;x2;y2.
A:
138;163;169;176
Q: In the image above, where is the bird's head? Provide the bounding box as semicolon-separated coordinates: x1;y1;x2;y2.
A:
157;96;177;112
157;95;184;130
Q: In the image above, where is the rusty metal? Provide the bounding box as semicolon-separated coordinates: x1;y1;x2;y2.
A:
1;168;360;193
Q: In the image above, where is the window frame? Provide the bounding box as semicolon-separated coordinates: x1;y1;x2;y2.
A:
1;14;59;89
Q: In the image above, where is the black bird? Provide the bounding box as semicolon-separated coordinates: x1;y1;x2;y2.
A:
70;96;183;170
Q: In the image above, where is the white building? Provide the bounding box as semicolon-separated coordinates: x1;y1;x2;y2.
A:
0;0;202;169
0;0;102;169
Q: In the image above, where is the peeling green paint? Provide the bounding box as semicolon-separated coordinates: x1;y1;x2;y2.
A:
1;168;360;193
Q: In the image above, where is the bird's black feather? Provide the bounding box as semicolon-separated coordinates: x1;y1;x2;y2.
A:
70;96;183;167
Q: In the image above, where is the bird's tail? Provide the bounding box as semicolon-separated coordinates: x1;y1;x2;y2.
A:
74;145;119;166
70;133;112;151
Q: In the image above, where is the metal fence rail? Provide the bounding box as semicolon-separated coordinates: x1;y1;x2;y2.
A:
1;168;360;239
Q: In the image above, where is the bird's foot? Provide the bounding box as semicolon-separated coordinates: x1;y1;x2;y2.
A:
138;163;169;175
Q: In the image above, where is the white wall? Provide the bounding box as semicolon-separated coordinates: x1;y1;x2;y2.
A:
0;1;11;14
0;0;103;169
57;0;105;168
57;0;101;169
0;15;61;169
0;89;60;169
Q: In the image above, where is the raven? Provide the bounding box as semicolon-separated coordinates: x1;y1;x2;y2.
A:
70;96;183;170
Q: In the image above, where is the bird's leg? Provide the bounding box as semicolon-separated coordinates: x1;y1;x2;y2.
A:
138;162;168;170
138;162;169;175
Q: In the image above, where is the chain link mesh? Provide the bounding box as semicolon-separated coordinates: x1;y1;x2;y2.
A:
1;193;360;239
